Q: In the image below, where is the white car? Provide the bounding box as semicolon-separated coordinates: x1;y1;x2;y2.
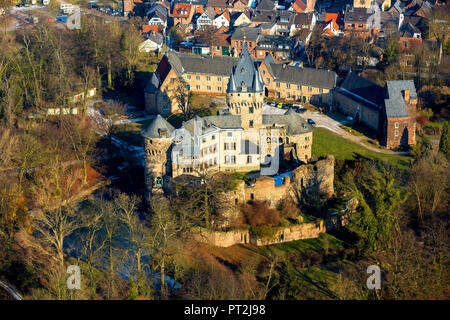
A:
292;104;303;109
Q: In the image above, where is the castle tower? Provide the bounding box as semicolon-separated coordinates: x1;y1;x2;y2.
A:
142;115;175;195
226;45;265;130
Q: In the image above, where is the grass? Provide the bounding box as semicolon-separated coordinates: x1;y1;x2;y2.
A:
312;127;412;170
339;124;365;137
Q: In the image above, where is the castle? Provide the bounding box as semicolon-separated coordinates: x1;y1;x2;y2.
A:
143;46;315;193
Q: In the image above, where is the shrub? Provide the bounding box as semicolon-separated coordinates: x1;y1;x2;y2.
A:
241;200;280;226
250;225;278;240
416;115;429;126
279;198;298;219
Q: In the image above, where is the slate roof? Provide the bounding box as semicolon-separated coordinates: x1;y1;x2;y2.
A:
291;12;315;27
384;80;417;118
262;109;314;135
256;35;296;51
180;110;313;135
338;72;384;109
231;27;262;41
255;0;276;11
142;115;175;138
344;6;375;24
267;63;337;89
227;45;264;93
168;52;238;76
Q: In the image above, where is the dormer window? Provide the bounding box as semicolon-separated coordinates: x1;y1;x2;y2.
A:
241;68;245;73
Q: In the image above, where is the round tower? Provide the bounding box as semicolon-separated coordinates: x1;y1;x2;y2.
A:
142;115;175;195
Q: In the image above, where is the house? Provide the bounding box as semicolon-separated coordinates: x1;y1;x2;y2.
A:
213;10;231;28
275;10;293;36
123;0;134;17
139;33;164;52
249;10;277;27
259;55;337;104
196;7;215;28
171;3;195;25
210;30;232;56
323;19;340;36
290;12;316;35
230;27;261;56
144;4;168;34
343;5;376;38
46;106;79;116
207;0;233;14
333;72;417;149
232;10;251;26
255;35;296;61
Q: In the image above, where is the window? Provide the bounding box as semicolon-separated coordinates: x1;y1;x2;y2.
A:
227;132;232;137
217;87;222;91
207;85;211;90
196;76;200;80
319;88;323;94
212;135;215;140
249;120;254;127
395;122;399;128
395;131;399;137
308;87;312;92
358;24;363;28
196;85;200;90
286;83;290;89
297;85;301;90
207;76;211;81
266;78;270;83
216;46;220;50
247;155;252;163
186;75;191;80
262;70;266;75
202;137;206;143
186;84;190;90
249;107;254;113
217;77;222;81
276;82;280;88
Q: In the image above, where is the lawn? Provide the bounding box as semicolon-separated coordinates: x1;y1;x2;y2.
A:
312;127;412;169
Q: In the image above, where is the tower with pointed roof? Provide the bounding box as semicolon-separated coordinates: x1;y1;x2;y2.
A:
226;45;265;130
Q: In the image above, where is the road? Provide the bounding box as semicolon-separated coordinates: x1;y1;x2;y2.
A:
302;109;409;155
0;279;23;300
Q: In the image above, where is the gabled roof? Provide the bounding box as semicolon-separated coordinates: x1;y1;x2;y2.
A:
255;0;276;11
291;12;314;26
142;115;175;138
172;3;192;17
338;72;384;109
384;80;417;118
291;0;307;13
231;27;261;41
267;64;337;89
207;0;232;7
323;19;339;36
171;53;238;76
344;6;375;24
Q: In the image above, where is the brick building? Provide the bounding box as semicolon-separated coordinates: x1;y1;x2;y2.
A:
334;72;417;149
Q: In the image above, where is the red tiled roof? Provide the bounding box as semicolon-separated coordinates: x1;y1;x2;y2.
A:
172;3;192;17
292;0;307;12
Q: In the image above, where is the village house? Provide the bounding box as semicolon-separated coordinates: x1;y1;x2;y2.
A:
143;4;168;34
171;2;195;25
289;0;316;13
254;35;297;61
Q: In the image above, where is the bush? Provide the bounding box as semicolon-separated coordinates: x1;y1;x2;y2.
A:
250;225;278;240
241;200;280;226
279;198;298;219
416;115;429;126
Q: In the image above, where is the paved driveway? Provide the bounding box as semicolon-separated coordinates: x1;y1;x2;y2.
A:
302;110;409;155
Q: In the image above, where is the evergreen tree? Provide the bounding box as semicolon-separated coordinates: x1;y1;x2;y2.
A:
439;122;450;160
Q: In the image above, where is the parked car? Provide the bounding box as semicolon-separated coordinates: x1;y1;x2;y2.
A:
347;116;354;121
270;102;276;107
307;119;316;126
276;103;283;109
292;104;303;109
55;16;68;23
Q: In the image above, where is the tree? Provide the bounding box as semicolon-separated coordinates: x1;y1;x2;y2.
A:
167;77;192;122
62;117;99;185
31;165;86;268
439;121;450;160
149;196;182;299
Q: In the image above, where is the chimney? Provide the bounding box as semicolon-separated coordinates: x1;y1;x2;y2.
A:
403;89;410;102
